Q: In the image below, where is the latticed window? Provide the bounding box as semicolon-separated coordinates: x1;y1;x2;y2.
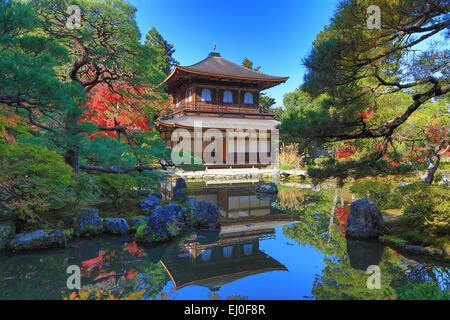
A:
223;90;233;103
201;88;212;102
201;249;211;261
244;92;253;104
223;246;233;258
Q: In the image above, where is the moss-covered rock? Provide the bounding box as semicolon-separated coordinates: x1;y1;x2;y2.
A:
139;195;160;212
103;218;129;235
74;208;104;237
7;230;66;252
188;199;221;229
173;177;188;200
136;204;184;244
0;221;15;251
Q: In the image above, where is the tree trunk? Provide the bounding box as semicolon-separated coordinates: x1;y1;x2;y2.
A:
417;157;440;184
65;148;79;174
416;139;448;184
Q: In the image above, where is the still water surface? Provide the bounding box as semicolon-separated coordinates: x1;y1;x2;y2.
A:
0;182;448;300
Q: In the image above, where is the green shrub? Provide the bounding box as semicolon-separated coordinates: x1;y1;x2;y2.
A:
385;182;450;247
313;157;330;166
64;228;74;240
94;173;154;206
279;163;296;170
350;177;403;209
390;282;449;300
0;143;72;223
65;172;101;207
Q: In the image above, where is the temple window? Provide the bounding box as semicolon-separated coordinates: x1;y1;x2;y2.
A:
223;246;233;258
201;249;212;261
243;243;253;256
187;89;192;102
201;88;212;102
244;92;253;104
223;90;233;103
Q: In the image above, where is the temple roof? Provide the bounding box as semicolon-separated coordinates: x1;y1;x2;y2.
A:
158;116;280;130
182;52;287;80
162;52;289;92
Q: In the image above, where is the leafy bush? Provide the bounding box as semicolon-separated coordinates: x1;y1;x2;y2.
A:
382;283;449;300
94;173;155;206
65;172;101;207
350;177;404;210
0;143;72;223
279;163;296;170
385;182;449;247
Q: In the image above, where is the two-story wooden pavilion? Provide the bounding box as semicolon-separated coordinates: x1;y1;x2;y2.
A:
157;52;288;168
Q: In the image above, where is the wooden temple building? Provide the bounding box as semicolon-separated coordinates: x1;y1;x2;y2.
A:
157;52;288;168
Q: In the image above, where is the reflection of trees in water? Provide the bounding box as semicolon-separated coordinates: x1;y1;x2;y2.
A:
0;238;172;300
274;187;334;214
282;195;449;299
390;263;449;291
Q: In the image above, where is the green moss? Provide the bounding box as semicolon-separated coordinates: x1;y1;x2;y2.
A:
134;222;147;239
135;218;182;244
63;228;74;240
75;224;104;237
380;235;406;244
279;163;296;170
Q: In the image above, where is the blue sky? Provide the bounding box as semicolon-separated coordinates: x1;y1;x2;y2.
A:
129;0;339;106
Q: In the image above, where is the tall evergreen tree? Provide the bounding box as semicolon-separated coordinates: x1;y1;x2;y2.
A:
282;0;449;183
0;0;168;173
144;27;179;75
241;57;277;113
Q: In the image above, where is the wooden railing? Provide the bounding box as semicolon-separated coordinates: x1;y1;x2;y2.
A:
171;103;262;114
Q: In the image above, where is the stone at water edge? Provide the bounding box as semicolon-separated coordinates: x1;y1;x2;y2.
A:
255;182;278;194
73;208;104;237
7;230;66;252
0;221;15;251
346;198;385;239
137;204;184;243
173;177;188;200
130;217;149;226
139;195;160;212
189;200;221;229
103;218;129;235
174;177;187;190
151;192;163;199
173;188;188;200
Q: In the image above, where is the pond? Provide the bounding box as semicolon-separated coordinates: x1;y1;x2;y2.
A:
0;180;448;300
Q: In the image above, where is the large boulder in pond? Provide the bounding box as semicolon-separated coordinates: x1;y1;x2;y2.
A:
7;230;66;252
139;195;160;212
346;198;385;239
136;204;184;243
74;208;104;237
255;182;278;194
346;238;385;271
173;178;188;200
189;199;221;229
103;218;129;235
175;177;187;190
0;221;15;251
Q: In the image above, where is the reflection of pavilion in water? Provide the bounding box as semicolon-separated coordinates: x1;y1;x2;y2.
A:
161;182;280;219
160;183;300;291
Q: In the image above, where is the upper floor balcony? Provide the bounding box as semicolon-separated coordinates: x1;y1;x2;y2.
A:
161;102;276;120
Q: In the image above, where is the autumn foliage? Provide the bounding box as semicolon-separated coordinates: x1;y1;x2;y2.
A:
81;84;153;138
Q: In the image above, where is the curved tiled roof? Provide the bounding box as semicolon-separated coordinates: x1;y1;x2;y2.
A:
179;52;287;80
